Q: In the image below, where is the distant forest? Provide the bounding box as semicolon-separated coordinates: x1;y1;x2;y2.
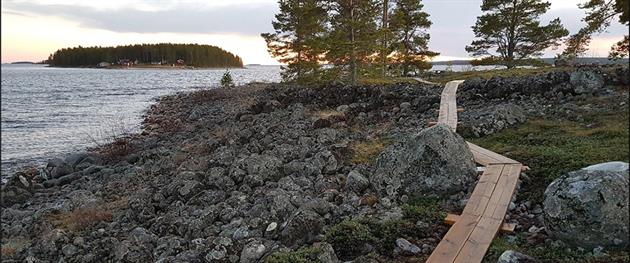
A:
48;43;243;68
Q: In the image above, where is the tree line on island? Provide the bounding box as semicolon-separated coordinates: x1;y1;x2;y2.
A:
262;0;629;84
47;43;243;68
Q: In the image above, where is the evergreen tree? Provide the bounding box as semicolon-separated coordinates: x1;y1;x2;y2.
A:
220;70;235;88
466;0;569;69
261;0;328;83
388;0;438;76
326;0;382;84
562;0;629;59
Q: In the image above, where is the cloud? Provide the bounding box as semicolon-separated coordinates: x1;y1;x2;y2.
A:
2;1;277;35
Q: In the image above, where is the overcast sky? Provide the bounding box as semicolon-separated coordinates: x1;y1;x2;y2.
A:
2;0;627;64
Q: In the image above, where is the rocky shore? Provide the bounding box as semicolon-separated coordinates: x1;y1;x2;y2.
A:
1;66;628;262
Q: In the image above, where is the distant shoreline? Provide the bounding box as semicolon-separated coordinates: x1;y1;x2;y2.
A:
45;64;247;70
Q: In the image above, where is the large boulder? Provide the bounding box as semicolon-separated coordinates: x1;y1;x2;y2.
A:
582;161;629;173
371;124;477;199
543;169;629;249
460;103;527;137
570;70;604;94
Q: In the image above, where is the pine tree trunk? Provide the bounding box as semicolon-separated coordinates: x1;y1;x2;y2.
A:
350;0;357;84
381;0;388;77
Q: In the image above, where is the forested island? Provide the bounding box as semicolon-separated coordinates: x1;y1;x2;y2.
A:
47;43;243;68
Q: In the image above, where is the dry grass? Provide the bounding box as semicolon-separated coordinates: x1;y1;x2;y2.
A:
49;198;128;232
311;109;345;119
1;238;29;258
350;139;390;164
211;126;232;141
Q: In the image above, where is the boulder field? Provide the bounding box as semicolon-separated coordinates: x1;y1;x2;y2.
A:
1;66;628;262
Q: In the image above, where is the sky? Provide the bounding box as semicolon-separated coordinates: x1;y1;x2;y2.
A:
1;0;627;64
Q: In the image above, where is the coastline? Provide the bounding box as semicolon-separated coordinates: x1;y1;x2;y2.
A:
1;66;628;261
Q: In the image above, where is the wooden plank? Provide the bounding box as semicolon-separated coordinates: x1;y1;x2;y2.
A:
453;217;504;263
461;164;504;217
426;213;481;263
445;214;516;233
467;142;519;165
452;164;522;262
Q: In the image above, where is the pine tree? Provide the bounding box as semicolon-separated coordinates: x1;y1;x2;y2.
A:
388;0;438;76
326;0;382;84
466;0;569;69
261;0;328;83
562;0;629;59
220;69;235;88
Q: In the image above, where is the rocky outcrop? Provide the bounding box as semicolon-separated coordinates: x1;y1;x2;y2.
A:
497;250;538;263
570;70;605;94
371;124;477;199
543;168;629;249
459;103;527;137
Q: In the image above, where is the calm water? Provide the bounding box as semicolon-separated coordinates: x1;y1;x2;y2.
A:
1;64;281;178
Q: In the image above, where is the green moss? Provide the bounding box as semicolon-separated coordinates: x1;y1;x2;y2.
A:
265;247;322;263
469;113;629;203
402;196;446;224
325;219;376;260
325;218;426;260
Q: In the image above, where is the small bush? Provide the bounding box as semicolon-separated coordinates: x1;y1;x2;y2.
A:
100;137;134;162
325;219;376;260
402;196;445;224
265;247;322;263
220;69;235;88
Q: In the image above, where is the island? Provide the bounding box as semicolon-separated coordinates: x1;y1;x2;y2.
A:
47;43;243;68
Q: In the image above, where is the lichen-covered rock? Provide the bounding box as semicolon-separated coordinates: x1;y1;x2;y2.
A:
459;103;527;137
497;250;538;263
543;169;629;249
280;209;324;247
371;124;477;199
345;170;369;194
570;70;604;94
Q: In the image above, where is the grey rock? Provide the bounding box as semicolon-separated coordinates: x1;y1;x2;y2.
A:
395;238;421;255
240;240;266;263
336;105;350;113
371;124;477;198
570;70;604;94
47;158;74;178
543;169;629;249
281;209;324;247
497;250;538;263
206;246;227;261
62;244;78;257
582;161;629;173
313;242;340;263
345;170;369;194
65;152;89;167
460;103;526;137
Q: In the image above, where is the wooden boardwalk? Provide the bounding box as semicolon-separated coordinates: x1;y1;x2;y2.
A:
426;80;523;263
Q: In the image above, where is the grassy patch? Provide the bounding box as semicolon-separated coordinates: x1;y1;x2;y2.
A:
265;247;323;263
49;198;128;231
484;235;630;263
310;109;345;119
469;113;629;203
350;139;390;164
325;218;425;260
0;238;29;258
401;196;446;224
